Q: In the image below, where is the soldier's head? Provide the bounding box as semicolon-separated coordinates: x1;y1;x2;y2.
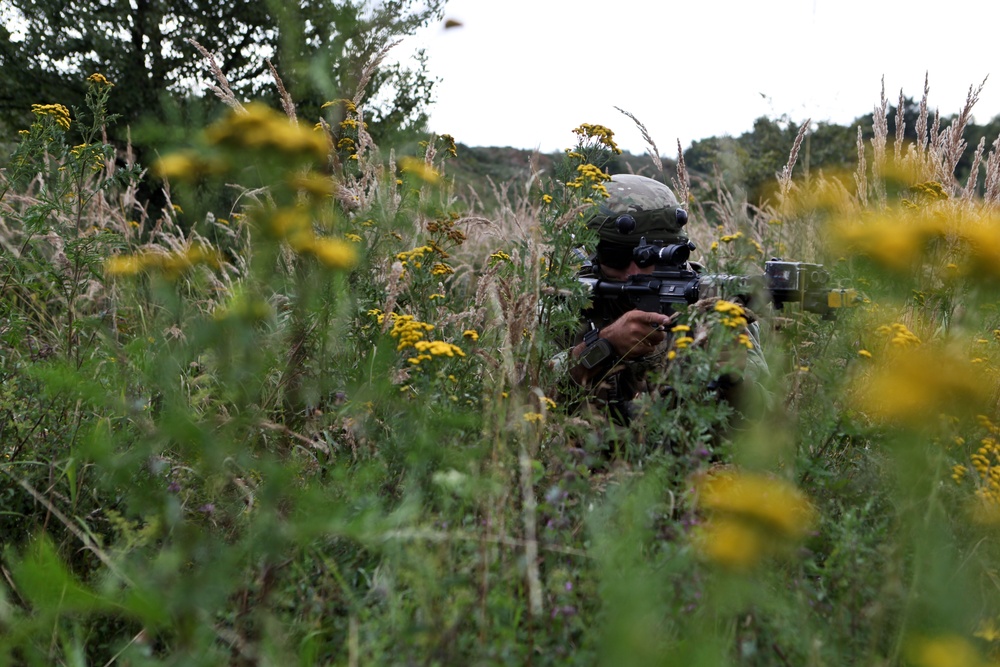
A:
585;174;688;278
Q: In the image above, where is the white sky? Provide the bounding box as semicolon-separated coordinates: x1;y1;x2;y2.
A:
398;0;1000;155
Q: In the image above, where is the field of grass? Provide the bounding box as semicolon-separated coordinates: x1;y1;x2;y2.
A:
2;66;1000;667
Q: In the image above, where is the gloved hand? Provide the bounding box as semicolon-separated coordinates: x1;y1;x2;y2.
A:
601;310;678;359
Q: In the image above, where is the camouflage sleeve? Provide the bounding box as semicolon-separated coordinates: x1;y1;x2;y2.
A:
738;320;774;416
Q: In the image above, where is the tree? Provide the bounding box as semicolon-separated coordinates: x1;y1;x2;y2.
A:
0;0;444;145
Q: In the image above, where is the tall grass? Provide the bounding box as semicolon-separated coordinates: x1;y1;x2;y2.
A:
3;50;1000;667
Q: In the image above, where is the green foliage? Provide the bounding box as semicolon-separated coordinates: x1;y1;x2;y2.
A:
7;32;1000;667
0;0;443;148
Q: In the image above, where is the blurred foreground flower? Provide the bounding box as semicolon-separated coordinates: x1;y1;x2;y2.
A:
301;237;358;270
849;348;988;427
206;102;329;161
694;470;816;571
905;634;990;667
152;150;229;182
829;213;945;272
398;156;441;185
105;245;220;280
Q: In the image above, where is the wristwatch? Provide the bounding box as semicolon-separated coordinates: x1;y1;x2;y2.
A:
579;325;615;370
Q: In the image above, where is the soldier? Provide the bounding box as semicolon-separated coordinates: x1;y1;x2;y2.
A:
559;174;768;426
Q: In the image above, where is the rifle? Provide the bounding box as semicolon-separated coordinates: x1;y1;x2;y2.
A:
579;237;857;319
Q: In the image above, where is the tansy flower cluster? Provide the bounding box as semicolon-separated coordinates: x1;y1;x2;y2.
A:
714;300;749;328
902;180;948;207
875;322;921;348
381;313;435;350
964;416;1000;506
431;263;454;276
425;214;467;245
565;163;612;199
86;73;114;87
406;340;466;366
571;123;622;155
694;470;816;571
488;250;512;264
396;245;435;269
70;143;105;172
31;103;71;130
437;133;458;158
374;313;466;366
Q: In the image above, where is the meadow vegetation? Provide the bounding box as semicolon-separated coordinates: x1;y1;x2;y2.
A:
3;40;1000;667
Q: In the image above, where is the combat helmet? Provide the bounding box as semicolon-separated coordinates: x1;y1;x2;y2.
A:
586;174;688;246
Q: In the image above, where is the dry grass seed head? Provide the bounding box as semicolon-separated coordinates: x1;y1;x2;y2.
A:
267;59;297;123
616;106;664;176
187;39;246;114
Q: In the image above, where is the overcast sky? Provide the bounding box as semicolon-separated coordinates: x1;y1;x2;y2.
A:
398;0;1000;155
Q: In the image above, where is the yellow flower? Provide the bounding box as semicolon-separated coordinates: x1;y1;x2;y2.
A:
86;73;114;87
31;103;71;130
673;336;695;350
542;194;553;204
399;156;441;184
288;172;336;197
462;329;479;341
265;208;311;240
206;103;330;161
412;340;465;358
975;618;1000;643
307;238;358;270
905;635;988;667
104;254;145;277
571;123;622;154
152;151;228;182
699;470;816;540
693;516;763;571
431;262;454;276
489;250;512;263
851;348;989;425
695;470;816;571
523;412;544;424
829;213;946;272
858;349;872;358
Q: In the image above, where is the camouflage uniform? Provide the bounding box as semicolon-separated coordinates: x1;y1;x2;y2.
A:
559;174;769;425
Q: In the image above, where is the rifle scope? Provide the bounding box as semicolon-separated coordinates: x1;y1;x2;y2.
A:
633;238;696;268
